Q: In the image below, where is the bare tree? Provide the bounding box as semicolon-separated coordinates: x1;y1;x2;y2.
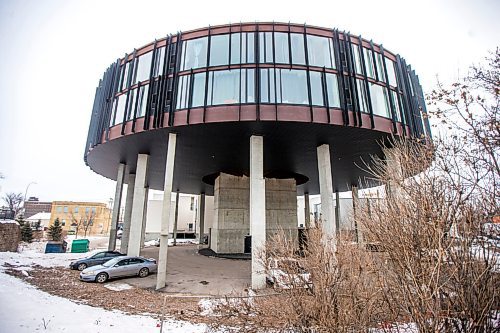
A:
67;210;96;238
2;192;23;217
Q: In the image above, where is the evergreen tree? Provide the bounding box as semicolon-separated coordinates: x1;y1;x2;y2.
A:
48;218;63;241
21;222;33;243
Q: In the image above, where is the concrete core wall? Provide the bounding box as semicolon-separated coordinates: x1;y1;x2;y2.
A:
211;173;298;254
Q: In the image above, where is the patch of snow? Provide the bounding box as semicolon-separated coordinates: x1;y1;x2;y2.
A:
104;282;134;291
144;239;160;247
0;219;18;224
0;271;208;332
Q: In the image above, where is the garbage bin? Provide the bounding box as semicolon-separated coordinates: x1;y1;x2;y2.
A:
71;239;89;253
45;241;67;253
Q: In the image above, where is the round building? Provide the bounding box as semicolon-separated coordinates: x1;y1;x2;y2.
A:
85;22;431;290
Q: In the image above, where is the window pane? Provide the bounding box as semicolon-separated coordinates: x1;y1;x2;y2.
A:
109;99;118;126
260;69;269;103
375;52;386;82
230;33;240;64
210;34;229;66
136;52;153;83
281;69;308;105
259;32;273;63
363;48;375;79
209;70;240;105
136;85;149;117
126;89;136;120
370;83;390;118
192;72;206;107
153;47;165;77
274;32;289;64
176;75;191;109
246;69;255;103
356;79;369;113
307;35;334;68
181;37;208;70
309;71;323;106
385;58;397;87
290;33;305;65
114;94;127;125
246;33;255;63
391;90;403;122
326;73;340;108
119;62;131;91
351;44;363;74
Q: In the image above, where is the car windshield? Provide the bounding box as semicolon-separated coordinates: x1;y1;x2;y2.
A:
102;257;122;267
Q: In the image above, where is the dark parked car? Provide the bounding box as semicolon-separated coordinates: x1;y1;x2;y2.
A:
79;256;157;283
69;251;125;271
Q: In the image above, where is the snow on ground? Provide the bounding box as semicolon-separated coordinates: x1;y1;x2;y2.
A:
0;272;208;333
0;240;210;332
144;238;199;247
104;282;134;291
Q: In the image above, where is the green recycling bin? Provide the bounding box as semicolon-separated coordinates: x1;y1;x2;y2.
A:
71;239;89;253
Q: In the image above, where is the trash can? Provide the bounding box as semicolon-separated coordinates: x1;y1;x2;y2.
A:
45;241;68;253
71;239;89;253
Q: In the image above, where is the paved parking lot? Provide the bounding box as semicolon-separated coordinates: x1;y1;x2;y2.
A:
119;245;251;296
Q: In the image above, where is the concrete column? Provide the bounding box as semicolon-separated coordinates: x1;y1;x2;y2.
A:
335;191;340;236
198;193;206;246
120;173;136;254
250;135;266;290
156;133;177;290
109;163;126;251
317;144;336;250
304;193;311;228
352;185;364;244
140;187;149;247
127;154;149;256
173;191;179;246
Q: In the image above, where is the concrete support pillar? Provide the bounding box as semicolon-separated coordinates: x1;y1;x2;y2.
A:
173;191;179;246
120;173;135;254
140;187;149;247
317;144;336;251
335;191;340;236
108;163;126;251
198;193;206;246
304;193;311;228
352;185;364;244
250;135;266;290
127;154;149;256
156;133;177;290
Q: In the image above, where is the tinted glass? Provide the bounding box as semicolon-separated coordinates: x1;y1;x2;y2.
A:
208;70;240;105
326;73;341;108
176;75;191;109
135;52;153;83
259;32;273;63
370;83;390;118
391;90;403;122
385;58;397;87
136;85;149;117
290;33;305;65
307;35;335;68
280;69;308;104
114;94;127;125
153;47;165;77
375;52;386;82
126;89;136;120
210;34;229;66
190;72;205;107
92;252;105;259
181;37;208;70
309;71;323;106
363;48;375;79
356;79;369;112
351;44;363;74
230;33;240;64
274;32;289;64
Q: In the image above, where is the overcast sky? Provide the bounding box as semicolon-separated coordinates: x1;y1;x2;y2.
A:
0;0;498;204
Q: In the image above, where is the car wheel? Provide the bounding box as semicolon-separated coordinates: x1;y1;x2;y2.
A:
95;272;108;283
77;263;87;271
138;267;149;278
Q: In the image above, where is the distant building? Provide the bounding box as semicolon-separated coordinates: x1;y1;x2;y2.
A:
26;212;52;229
23;197;52;219
49;201;112;236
